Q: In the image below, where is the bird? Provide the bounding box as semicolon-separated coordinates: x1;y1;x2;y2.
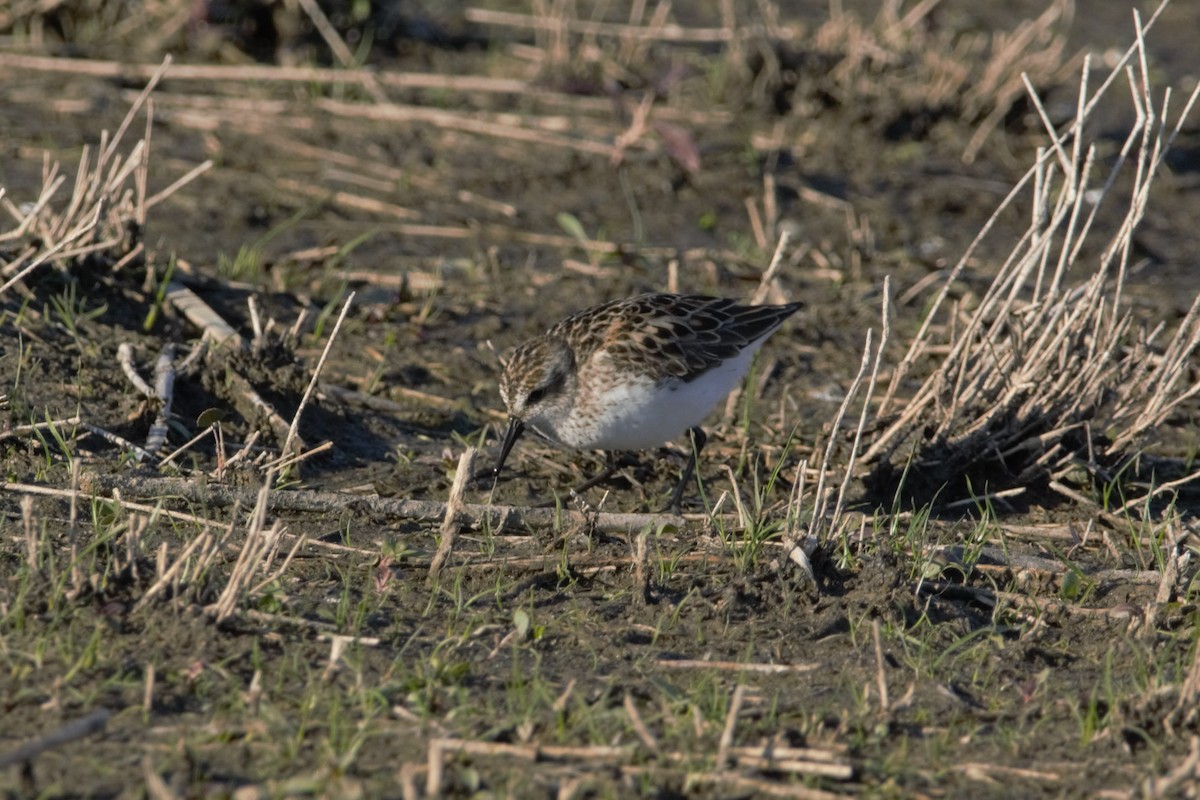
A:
485;292;803;510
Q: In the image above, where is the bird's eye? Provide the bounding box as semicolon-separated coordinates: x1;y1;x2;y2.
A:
526;369;564;406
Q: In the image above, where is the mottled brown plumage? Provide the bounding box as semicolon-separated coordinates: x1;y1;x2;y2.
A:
489;293;803;508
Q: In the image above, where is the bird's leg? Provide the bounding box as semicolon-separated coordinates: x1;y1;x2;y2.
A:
572;450;620;495
664;426;707;513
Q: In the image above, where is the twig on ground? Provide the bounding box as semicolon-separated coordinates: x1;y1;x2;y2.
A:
80;421;157;462
717;684;746;767
750;232;792;306
281;291;353;463
808;328;873;543
632;527;651;605
21;496;36;570
0;710;112;769
0;416;81;442
683;772;844;800
872;619;890;714
464;7;799;43
429;449;475;580
163;281;241;346
79;472;733;533
955;762;1061;783
144;343;177;457
623;694;660;752
3;480;227;531
118;343;155;398
161;281;294;447
654;659;818;674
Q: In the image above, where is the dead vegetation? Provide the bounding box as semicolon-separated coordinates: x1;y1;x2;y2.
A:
2;1;1200;798
862;18;1200;517
756;0;1078;161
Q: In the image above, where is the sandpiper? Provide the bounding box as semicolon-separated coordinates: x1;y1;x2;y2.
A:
487;292;803;509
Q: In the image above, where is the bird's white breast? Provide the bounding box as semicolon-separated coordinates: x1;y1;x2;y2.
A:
558;345;763;450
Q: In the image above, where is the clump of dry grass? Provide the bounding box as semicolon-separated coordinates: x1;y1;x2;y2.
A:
756;0;1076;161
4;1;280;62
862;10;1200;515
0;59;210;295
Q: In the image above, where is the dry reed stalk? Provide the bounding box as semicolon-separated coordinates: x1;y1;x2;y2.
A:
0;52;527;94
20;496;37;570
871;619;890;714
878;0;1174;418
632;527;651;605
0;710;111;770
954;762;1062;783
815;0;1074;162
3;480;227;534
83;60;731;125
778;456;814;578
719;233;797;426
279;291;355;463
860;13;1200;511
623;693;660;752
683;772;843;799
272;178;420;221
315;98;619;159
423;734;850;797
132;504;238;613
66;459;83;591
193;293;354;619
464;7;800;44
428;449;476;580
80;472;739;533
158;281;297;451
805;280;888;544
716;684;746;768
0;56;210;292
207;482;281;623
653;659;818;674
1139;737;1200;798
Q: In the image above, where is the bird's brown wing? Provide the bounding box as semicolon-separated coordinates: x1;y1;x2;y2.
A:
573;294;803;382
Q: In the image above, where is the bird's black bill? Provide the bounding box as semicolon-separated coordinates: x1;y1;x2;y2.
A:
486;416;526;483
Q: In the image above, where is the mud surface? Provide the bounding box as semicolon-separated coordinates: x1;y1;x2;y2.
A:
2;2;1200;797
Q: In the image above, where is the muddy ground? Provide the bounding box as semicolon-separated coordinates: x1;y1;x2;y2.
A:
2;1;1200;797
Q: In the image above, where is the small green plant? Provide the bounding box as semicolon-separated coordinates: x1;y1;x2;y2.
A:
8;326;30;401
652;524;686;586
1075;687;1111;746
400;644;472;717
48;281;107;347
554;212;609;266
29;410;79;478
316;229;376;296
1040;541;1097;603
733;429;805;572
555;211;591;252
216;207;306;282
217;243;265;282
364;327;398;393
311;283;351;341
142;254;177;332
